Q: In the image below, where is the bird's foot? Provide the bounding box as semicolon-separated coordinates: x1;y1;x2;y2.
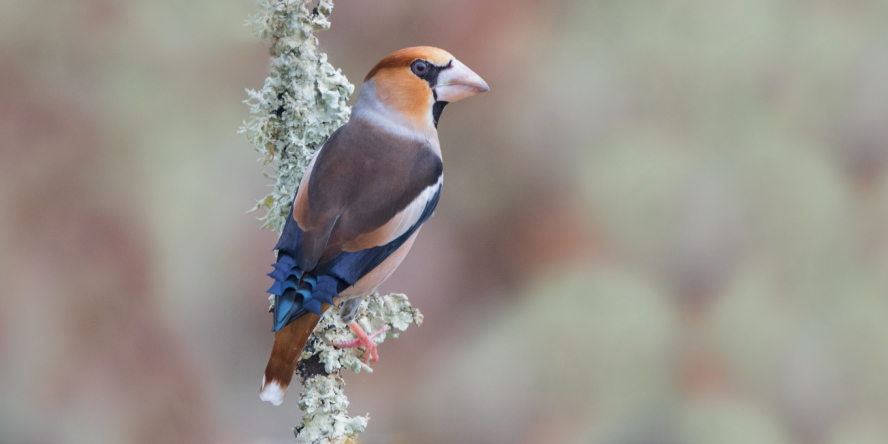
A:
333;322;388;364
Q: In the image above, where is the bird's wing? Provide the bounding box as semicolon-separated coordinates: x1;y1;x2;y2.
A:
276;118;442;283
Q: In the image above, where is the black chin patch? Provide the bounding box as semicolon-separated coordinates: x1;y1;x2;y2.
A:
432;101;448;128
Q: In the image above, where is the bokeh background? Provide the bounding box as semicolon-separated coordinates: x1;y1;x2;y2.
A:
3;0;888;443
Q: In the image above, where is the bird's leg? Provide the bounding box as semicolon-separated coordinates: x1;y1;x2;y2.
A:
335;323;388;348
338;296;363;324
333;322;388;364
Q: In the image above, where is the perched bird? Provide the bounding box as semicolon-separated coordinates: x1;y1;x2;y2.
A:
261;47;488;405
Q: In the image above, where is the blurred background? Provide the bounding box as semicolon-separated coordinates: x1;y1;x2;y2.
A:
3;0;888;443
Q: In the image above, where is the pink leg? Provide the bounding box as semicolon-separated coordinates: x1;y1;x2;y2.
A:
333;322;388;364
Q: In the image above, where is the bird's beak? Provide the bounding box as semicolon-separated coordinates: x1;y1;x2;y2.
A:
434;59;489;102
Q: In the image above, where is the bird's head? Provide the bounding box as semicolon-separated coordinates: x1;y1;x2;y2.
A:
357;46;489;134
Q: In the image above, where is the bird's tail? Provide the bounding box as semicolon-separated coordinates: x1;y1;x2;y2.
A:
260;301;330;405
262;253;340;405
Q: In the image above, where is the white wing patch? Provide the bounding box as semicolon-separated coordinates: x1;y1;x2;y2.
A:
380;175;442;246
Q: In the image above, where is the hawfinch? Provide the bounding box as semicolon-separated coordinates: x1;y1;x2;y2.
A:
261;47;488;405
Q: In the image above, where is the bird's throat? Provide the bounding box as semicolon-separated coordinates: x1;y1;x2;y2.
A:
432;101;448;128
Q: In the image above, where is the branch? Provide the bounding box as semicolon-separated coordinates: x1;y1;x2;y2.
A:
240;0;353;233
241;1;423;442
295;294;423;443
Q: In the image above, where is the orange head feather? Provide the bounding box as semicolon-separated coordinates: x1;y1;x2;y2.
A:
359;47;488;133
364;47;455;128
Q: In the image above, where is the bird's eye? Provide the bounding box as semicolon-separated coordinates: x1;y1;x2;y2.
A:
411;60;429;76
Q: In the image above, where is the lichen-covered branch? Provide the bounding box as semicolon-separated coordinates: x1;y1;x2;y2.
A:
240;0;353;233
242;1;422;442
294;294;423;443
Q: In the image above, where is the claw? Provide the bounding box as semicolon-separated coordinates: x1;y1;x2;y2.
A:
333;322;388;364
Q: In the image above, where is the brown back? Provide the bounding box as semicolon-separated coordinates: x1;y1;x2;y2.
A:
296;117;443;268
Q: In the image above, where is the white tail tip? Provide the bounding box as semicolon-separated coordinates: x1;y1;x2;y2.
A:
260;375;286;406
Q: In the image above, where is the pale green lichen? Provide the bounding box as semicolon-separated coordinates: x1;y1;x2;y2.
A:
241;0;354;232
295;374;367;444
294;293;423;443
303;293;424;375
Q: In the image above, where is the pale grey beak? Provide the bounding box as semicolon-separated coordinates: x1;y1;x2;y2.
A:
434;59;489;102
